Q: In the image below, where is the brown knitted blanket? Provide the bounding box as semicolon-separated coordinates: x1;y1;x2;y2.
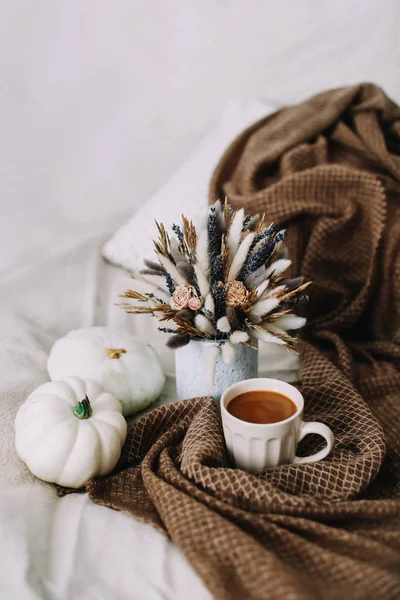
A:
87;84;400;599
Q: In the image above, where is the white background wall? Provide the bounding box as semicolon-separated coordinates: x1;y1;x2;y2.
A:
0;0;399;275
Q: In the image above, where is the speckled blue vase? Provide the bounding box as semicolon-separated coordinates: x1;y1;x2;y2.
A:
175;340;258;402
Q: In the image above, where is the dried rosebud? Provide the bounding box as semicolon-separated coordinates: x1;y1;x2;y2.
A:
188;296;202;311
170;284;197;310
225;280;249;308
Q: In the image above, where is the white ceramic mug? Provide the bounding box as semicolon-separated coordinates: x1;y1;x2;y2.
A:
221;378;334;473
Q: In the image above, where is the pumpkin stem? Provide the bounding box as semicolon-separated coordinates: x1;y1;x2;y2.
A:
73;395;92;419
105;347;127;359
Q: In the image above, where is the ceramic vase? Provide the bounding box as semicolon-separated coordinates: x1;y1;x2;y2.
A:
175;339;258;401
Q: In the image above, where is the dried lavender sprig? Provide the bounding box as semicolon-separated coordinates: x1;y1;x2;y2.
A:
191;270;201;296
238;236;275;280
247;214;260;232
242;213;253;231
272;229;287;242
249;223;281;253
208;208;222;256
172;224;185;254
239;230;287;281
289;293;310;307
145;292;167;304
210;255;223;288
212;281;228;321
208;207;224;285
165;273;175;295
158;327;178;334
265;230;288;266
279;291;310;314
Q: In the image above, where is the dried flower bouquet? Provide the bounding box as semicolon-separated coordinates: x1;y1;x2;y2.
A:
121;199;310;372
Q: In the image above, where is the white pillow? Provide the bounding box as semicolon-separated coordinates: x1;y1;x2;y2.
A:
102;100;275;273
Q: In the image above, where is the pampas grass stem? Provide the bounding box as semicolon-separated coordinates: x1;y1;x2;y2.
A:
249;297;280;319
222;342;236;365
195;314;215;334
194;264;210;298
255;279;270;299
205;292;215;314
228;232;255;281
230;331;249;344
217;316;231;333
206;344;220;387
158;255;187;286
227;208;244;262
196;229;209;273
265;258;292;278
274;314;306;330
252;329;287;345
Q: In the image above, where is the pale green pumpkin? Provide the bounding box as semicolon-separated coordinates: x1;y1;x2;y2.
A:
47;327;166;416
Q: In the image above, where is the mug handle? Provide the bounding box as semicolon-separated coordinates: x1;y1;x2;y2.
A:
293;421;334;464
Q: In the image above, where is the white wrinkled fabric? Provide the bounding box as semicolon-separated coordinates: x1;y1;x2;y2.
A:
0;484;211;600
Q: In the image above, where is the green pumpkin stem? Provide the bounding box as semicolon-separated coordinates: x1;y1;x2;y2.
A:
73;395;92;419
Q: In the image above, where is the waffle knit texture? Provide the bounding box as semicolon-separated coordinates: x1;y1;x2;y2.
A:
75;84;400;599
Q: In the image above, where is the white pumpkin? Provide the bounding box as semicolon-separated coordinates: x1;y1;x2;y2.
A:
15;376;127;488
47;327;166;416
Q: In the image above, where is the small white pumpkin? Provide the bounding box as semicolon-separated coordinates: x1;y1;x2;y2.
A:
47;327;166;416
15;376;127;488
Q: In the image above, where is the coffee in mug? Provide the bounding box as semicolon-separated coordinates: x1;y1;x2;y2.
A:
221;378;334;473
227;390;297;424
